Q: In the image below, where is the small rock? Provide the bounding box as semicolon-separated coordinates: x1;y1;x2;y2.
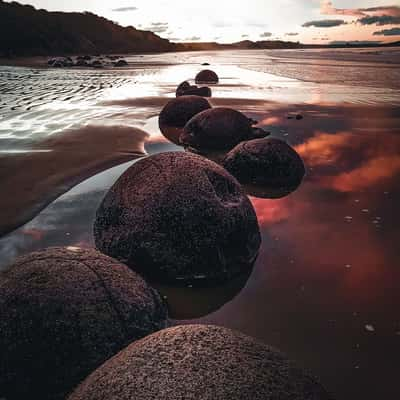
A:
114;59;128;67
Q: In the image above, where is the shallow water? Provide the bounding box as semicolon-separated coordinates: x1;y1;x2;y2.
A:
0;49;400;399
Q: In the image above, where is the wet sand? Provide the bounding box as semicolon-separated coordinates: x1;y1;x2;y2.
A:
0;125;147;236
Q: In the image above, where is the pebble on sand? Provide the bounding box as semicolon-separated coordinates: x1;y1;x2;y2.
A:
180;108;270;152
195;69;219;84
158;96;211;145
94;152;261;285
0;247;168;400
223;138;305;189
68;325;333;400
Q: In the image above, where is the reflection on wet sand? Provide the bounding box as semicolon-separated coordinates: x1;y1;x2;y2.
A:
186;103;400;400
0;125;148;237
153;267;253;320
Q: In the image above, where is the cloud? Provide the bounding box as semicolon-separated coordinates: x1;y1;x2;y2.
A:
142;22;169;34
111;7;138;12
373;27;400;36
260;32;272;37
302;19;346;28
242;34;249;38
361;6;400;17
285;32;299;36
321;1;400;18
329;40;381;45
184;36;201;41
320;1;364;17
357;15;400;25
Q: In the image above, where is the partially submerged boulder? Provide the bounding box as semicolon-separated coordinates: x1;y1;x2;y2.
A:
68;325;333;400
180;108;269;152
195;69;219;84
0;247;168;400
94;152;261;285
222;138;305;191
158;96;212;144
176;81;211;98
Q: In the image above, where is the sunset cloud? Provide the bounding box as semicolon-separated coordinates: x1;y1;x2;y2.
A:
358;15;400;25
302;19;346;28
320;1;400;18
373;27;400;35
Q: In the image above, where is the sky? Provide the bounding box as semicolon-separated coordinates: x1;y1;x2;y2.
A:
7;0;400;43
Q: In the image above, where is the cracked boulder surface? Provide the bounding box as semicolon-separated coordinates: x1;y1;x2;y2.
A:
0;247;168;400
158;96;212;145
181;108;269;152
94;152;261;286
223;138;305;189
68;324;333;400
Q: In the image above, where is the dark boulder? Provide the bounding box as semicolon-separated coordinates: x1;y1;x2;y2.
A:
90;60;103;68
114;59;128;67
0;247;168;400
75;59;88;67
94;152;261;285
159;96;211;145
223;137;305;192
195;69;219;84
180;108;269;152
175;81;211;98
68;325;333;400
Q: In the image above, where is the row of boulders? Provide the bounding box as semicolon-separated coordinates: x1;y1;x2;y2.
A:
0;68;326;400
159;71;305;197
47;55;128;69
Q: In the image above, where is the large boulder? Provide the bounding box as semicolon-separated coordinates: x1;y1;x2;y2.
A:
68;325;333;400
181;108;269;152
94;152;261;285
195;69;219;84
158;96;212;145
176;81;211;98
0;247;168;400
223;138;305;190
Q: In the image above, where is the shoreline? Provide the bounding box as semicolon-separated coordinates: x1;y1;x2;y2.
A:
1;99;398;239
0;125;148;238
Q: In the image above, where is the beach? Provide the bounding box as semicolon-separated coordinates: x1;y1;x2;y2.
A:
1;48;400;399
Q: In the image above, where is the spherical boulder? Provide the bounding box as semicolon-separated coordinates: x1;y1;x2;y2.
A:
0;247;168;400
159;96;211;145
222;138;305;191
180;107;269;152
176;81;211;98
94;152;261;285
195;69;219;84
68;325;333;400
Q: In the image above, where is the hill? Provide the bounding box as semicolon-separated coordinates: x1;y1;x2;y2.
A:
0;0;177;56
